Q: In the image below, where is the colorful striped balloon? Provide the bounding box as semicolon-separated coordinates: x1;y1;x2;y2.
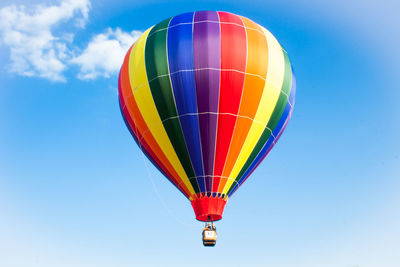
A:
118;11;295;222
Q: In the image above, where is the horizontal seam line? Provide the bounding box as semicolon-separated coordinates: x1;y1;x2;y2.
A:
148;20;264;38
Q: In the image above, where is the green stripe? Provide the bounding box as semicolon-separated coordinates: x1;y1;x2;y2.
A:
226;50;293;195
144;19;199;193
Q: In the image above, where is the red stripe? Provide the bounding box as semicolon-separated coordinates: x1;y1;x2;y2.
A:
212;12;247;192
219;17;268;186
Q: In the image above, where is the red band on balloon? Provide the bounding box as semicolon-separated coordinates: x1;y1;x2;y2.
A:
191;196;227;222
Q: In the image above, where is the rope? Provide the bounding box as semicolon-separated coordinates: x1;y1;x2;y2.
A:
138;142;196;228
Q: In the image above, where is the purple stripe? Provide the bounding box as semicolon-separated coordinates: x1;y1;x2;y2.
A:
193;11;221;192
194;10;220;22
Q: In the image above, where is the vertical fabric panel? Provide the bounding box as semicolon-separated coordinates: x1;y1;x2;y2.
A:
145;18;200;193
219;17;268;193
128;28;196;196
119;84;191;198
193;11;221;193
119;46;192;198
212;11;247;193
167;12;206;193
225;49;293;195
228;72;296;196
225;24;284;191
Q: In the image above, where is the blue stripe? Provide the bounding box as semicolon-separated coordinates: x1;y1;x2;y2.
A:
167;12;206;192
228;73;296;197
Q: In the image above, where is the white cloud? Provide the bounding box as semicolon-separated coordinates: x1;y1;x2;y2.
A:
0;1;142;82
0;0;90;82
70;28;142;80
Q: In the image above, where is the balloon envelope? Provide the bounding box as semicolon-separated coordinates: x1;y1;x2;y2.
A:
118;11;295;221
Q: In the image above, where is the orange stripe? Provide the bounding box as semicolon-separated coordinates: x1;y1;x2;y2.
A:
218;17;269;191
120;47;192;197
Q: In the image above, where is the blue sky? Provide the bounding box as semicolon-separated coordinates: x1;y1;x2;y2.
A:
0;0;399;266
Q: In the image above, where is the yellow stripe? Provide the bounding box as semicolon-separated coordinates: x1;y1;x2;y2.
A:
128;28;195;196
222;26;285;194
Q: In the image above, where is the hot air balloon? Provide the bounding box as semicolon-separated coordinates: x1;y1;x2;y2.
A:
118;11;295;246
